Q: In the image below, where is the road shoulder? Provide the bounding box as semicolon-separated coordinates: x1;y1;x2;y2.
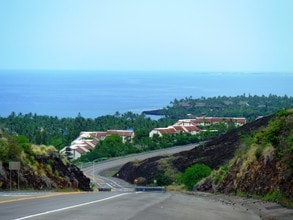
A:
186;191;293;220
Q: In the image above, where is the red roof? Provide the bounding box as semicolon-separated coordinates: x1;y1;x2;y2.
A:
195;117;246;124
155;128;176;134
93;132;107;138
92;138;99;145
233;118;246;123
107;130;134;137
84;142;95;150
74;147;87;154
184;125;199;132
210;118;223;123
173;125;186;132
80;144;92;150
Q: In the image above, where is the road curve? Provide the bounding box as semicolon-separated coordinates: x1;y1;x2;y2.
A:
82;144;196;190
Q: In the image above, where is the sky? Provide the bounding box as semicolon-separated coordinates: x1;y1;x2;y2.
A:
0;0;292;72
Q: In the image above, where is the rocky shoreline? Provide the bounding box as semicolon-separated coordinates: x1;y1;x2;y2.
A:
142;109;164;116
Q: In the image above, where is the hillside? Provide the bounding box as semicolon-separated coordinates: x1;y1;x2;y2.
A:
117;109;292;205
202;109;293;205
117;113;273;184
0;136;90;191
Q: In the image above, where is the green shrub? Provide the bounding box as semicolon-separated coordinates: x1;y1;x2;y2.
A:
263;190;292;207
264;190;282;202
254;147;263;159
181;163;212;190
154;173;172;186
0;139;9;162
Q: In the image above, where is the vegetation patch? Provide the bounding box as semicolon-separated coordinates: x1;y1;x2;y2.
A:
212;109;293;206
153;157;179;186
149;95;293;120
180;163;212;190
32;145;56;155
212;164;229;185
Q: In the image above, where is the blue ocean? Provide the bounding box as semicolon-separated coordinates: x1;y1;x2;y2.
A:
0;71;292;118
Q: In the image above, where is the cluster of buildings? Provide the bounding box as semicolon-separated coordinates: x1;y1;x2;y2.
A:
149;117;246;137
60;130;134;159
149;120;199;137
61;117;246;159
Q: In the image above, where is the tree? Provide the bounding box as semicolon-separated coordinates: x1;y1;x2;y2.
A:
0;139;9;162
95;134;123;157
7;137;22;161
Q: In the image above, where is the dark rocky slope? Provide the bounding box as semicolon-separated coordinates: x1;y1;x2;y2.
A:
0;152;91;191
117;114;273;185
216;151;292;201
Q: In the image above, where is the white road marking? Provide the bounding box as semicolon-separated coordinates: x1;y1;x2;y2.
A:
106;183;112;188
15;193;130;220
1;194;33;197
98;176;124;188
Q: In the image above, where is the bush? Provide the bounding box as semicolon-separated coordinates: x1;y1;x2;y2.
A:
181;163;212;190
154;173;172;186
0;139;9;162
264;190;282;202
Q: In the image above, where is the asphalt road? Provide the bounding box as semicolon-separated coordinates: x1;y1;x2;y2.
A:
1;145;292;220
82;144;196;190
0;191;261;220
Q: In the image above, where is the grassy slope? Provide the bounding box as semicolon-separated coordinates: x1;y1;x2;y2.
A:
208;109;293;206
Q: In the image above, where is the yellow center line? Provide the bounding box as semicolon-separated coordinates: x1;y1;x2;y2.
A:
0;191;91;204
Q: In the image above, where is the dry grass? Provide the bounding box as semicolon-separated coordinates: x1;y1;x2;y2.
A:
32;145;56;155
166;184;185;192
158;157;178;181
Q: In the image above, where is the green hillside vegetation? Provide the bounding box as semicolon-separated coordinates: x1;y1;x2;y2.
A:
0;134;90;190
207;109;293;206
0;135;56;163
145;94;293;120
0;112;175;151
75;132;200;163
0;95;291;152
0;135;61;186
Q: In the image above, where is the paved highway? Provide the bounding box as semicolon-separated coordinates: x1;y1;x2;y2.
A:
82;144;196;191
1;145;292;219
0;191;261;220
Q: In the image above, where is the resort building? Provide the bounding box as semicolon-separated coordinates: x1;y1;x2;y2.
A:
149;117;246;138
194;117;246;127
60;130;134;159
149;124;199;138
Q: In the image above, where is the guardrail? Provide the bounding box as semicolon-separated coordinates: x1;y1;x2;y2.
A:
98;187;112;192
135;186;166;192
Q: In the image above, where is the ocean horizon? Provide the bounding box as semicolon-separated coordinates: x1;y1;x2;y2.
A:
0;70;292;118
